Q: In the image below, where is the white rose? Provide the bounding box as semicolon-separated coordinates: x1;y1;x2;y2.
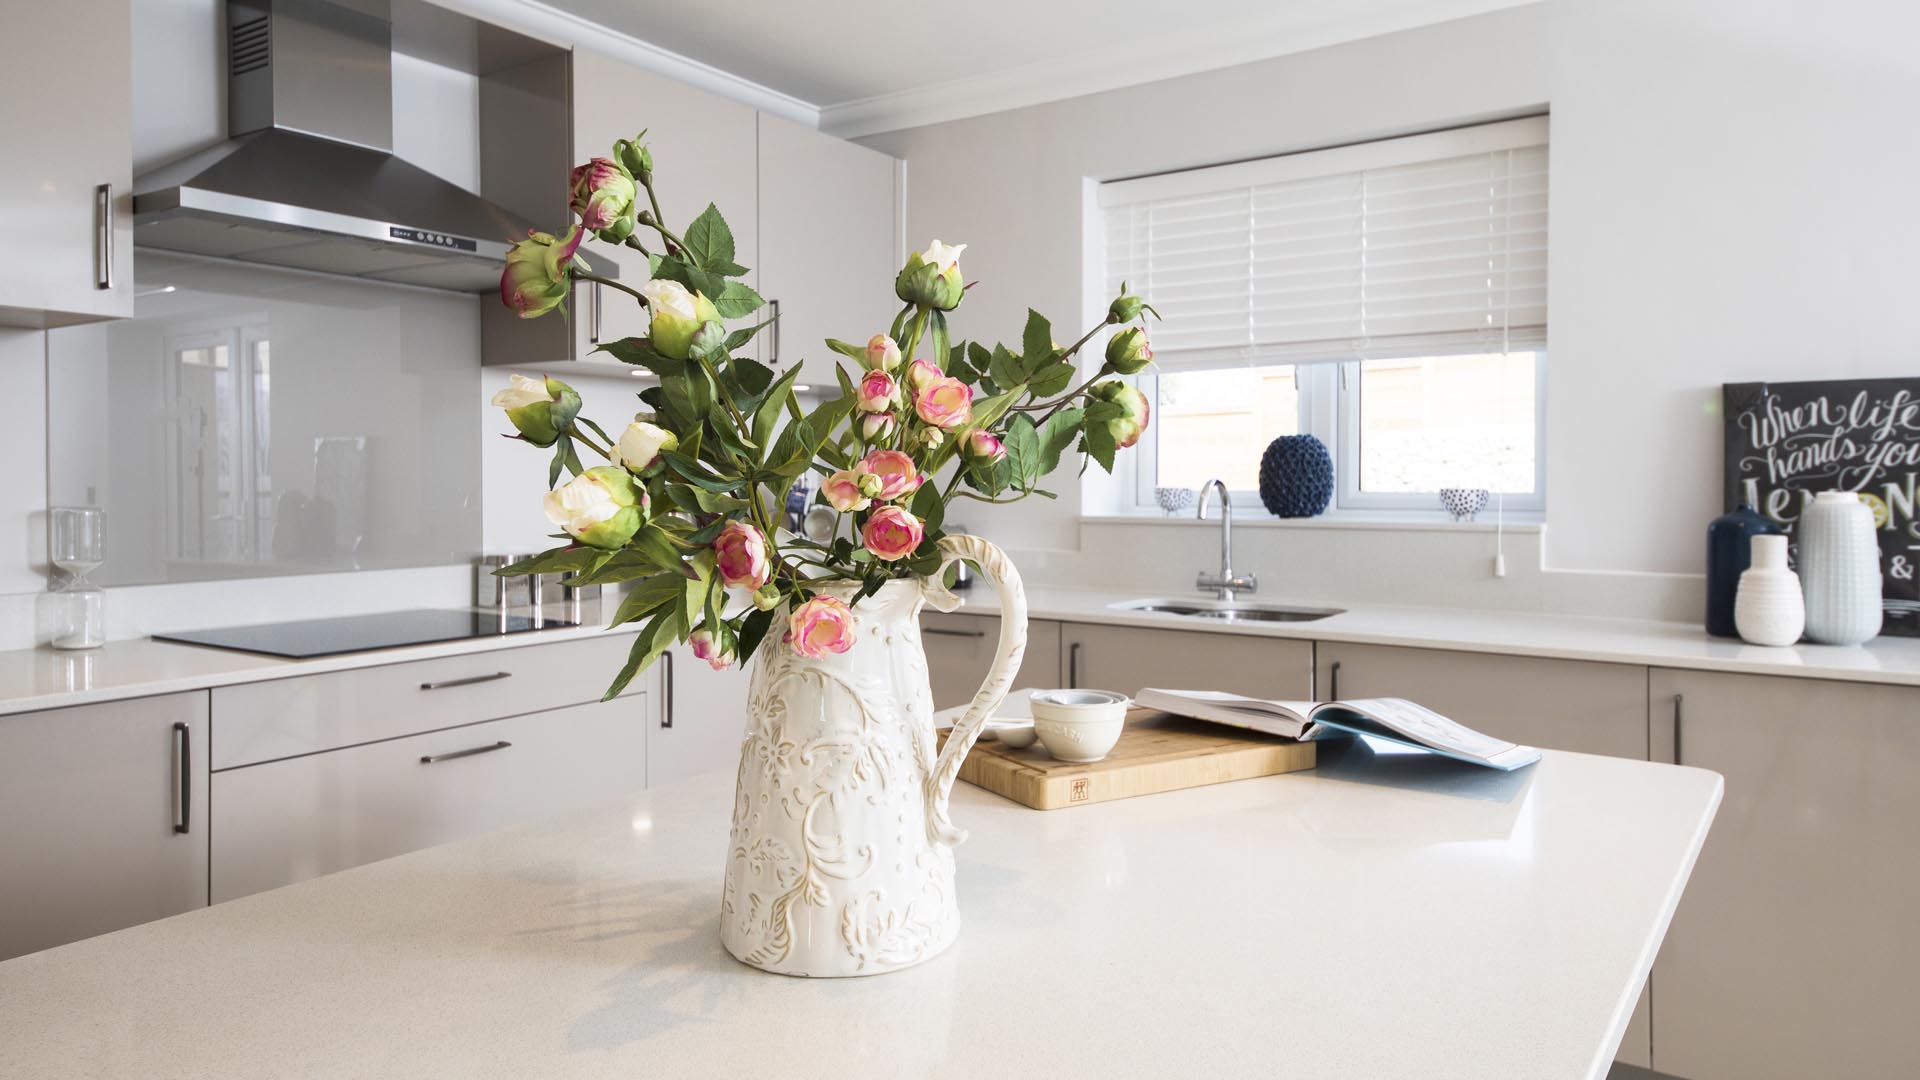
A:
920;239;966;273
616;420;677;473
489;373;552;409
543;471;620;535
638;278;698;322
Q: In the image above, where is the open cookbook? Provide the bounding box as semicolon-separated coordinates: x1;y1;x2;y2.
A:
1133;688;1542;771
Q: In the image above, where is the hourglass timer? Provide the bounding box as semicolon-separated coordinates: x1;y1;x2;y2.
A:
50;506;106;649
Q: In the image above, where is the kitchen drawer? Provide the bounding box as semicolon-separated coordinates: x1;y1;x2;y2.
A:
1061;623;1314;700
211;694;647;902
922;612;1061;710
212;632;641;770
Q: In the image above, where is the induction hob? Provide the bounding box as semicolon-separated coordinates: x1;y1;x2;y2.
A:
153;608;577;659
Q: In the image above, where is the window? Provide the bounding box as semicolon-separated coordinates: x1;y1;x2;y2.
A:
1100;117;1548;517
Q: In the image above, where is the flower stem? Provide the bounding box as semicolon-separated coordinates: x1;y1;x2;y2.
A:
575;273;649;307
568;428;614;461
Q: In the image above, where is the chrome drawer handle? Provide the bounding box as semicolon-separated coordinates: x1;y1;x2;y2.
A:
96;183;113;290
419;671;512;691
923;626;986;639
420;740;511;764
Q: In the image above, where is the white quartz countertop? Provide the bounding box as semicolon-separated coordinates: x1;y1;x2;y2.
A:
942;584;1920;687
0;744;1722;1080
0;614;640;717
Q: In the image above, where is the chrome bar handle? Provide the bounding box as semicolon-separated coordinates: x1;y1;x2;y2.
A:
589;281;603;344
173;721;191;834
95;184;114;290
660;649;674;728
419;671;512;691
923;626;986;639
420;740;512;764
1329;661;1341;702
1673;693;1684;764
1068;641;1082;688
769;298;780;365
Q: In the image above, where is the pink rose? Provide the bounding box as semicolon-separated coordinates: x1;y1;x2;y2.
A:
856;370;899;414
786;595;857;659
905;358;943;391
712;520;772;590
965;429;1007;463
688;628;735;671
862;506;924;562
859;449;920;501
863;334;901;372
914;376;973;430
821;468;871;512
860;412;897;442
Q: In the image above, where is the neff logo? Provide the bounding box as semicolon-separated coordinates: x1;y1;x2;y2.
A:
388;227;478;253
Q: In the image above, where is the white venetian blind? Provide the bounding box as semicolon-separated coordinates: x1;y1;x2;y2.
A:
1101;116;1548;370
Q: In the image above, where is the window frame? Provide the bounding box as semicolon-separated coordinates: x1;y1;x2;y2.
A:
1125;350;1547;521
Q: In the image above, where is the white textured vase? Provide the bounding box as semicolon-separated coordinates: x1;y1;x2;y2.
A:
720;534;1026;977
1734;534;1805;647
1798;491;1882;645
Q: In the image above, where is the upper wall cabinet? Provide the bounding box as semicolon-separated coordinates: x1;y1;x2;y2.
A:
0;0;134;329
756;113;899;378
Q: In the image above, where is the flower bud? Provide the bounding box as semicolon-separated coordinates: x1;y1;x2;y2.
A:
859;450;921;501
640;279;721;360
490;373;580;447
856;472;885;499
894;239;967;311
751;583;783;612
1106;281;1157;324
542;466;644;550
615;133;653;185
862;334;902;372
965;429;1008;464
859;412;897;442
1104;326;1153;375
822;469;872;513
856;370;900;414
499;226;584;320
568;157;637;241
689;627;737;671
905;358;943;391
616;420;677;475
1089;380;1151;449
712;520;773;590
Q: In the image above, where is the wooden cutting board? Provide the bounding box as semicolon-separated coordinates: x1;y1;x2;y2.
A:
937;709;1315;810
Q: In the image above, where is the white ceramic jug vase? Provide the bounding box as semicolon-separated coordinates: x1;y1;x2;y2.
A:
719;534;1026;977
1798;491;1882;646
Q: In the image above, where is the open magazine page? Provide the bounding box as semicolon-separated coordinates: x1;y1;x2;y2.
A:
1134;689;1318;738
1315;698;1541;771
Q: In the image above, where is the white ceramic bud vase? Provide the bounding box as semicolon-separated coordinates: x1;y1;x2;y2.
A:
720;534;1026;977
1734;534;1804;647
1798;491;1882;645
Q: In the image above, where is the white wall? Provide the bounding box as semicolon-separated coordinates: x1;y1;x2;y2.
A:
861;0;1920;611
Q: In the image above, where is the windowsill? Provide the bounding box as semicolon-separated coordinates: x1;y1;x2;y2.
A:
1082;512;1543;534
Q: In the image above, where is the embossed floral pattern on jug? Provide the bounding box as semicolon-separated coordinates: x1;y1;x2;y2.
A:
720;535;1025;977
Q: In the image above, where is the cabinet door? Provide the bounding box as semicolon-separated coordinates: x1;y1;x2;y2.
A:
1316;642;1649;759
570;48;759;360
648;643;752;786
0;692;208;960
211;695;646;902
0;0;133;328
923;613;1061;711
1647;669;1920;1080
756;113;898;373
1061;624;1313;699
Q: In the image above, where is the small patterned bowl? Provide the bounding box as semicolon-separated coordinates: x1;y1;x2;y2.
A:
1154;486;1194;516
1439;487;1490;523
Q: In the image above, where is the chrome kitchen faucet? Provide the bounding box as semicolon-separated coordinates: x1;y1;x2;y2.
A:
1195;479;1258;601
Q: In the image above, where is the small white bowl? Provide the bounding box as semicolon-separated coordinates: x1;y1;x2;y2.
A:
1029;689;1130;763
992;721;1038;750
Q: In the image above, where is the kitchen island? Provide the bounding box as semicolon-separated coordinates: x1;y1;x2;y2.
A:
0;739;1720;1079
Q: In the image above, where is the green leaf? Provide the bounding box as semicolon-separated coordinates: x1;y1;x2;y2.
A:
725;312;779;353
1084;400;1124;423
630;522;693;572
1082;422;1118;473
1005;413;1041;487
825;338;867;362
547;439;567;488
1035;406;1084;475
602;606;680;701
571;549;662;587
736;606;777;666
731;356;776;398
752;363;805;451
910;479;946;535
683;203;735;270
1028;361;1075;398
988;344;1023;390
662;450;737;492
497;545;602;577
1021;309;1053;375
609;575;679;627
930;309;951;367
712;279;765;319
595;337;686;379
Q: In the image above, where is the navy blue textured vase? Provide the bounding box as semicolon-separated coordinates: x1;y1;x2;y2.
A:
1706;502;1783;637
1258;435;1334;518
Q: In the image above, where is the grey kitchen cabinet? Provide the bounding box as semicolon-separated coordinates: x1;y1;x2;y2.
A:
648;641;752;786
212;695;647;903
1316;640;1653;1066
0;0;133;328
1062;624;1313;699
1315;642;1649;759
923;612;1062;711
755;112;899;374
1645;669;1920;1080
0;692;207;960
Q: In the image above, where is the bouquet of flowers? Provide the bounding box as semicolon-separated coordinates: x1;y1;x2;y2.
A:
492;131;1156;696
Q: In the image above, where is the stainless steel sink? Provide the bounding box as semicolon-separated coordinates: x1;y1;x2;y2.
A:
1114;599;1343;623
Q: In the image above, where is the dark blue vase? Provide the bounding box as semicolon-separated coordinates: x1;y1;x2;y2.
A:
1258;435;1334;518
1706;503;1783;637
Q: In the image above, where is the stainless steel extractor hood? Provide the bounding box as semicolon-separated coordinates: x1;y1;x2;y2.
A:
132;0;608;292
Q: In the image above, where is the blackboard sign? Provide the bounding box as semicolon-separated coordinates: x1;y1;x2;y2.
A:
1723;378;1920;637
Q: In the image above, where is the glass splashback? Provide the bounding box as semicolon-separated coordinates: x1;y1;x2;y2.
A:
48;251;483;587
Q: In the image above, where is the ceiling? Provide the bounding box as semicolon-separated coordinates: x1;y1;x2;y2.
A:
533;0;1536;136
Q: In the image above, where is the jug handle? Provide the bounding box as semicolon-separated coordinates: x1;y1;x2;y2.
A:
922;534;1027;848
